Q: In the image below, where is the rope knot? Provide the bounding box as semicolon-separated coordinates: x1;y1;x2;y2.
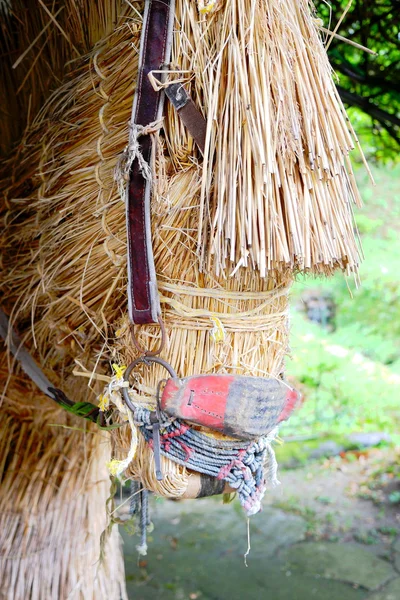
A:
115;118;164;199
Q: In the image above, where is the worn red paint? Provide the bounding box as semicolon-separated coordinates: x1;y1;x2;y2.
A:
161;375;233;430
161;374;300;439
278;388;301;423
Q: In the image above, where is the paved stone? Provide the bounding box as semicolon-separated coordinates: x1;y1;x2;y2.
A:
282;542;396;590
366;578;400;600
394;552;400;573
122;498;366;600
392;536;400;574
147;497;308;557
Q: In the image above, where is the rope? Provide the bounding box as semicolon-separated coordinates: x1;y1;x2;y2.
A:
132;404;278;516
158;281;290;301
129;480;150;556
157;280;291;336
137;486;149;556
115;118;164;202
129;480;141;516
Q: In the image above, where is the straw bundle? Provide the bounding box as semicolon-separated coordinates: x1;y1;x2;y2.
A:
0;352;127;600
1;4;130;597
168;0;367;276
0;0;126;155
1;0;366;507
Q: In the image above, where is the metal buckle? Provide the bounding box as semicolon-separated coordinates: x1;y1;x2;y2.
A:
122;355;177;413
122;356;178;481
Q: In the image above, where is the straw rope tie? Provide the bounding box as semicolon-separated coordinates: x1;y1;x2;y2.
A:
93;48;126;268
159;282;291;335
116;119;164;200
94;50;109;194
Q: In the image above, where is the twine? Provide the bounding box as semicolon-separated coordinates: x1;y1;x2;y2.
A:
115;118;164;202
158;281;290;335
158;281;290;300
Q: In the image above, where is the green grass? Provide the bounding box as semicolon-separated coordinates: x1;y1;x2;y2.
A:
281;165;400;441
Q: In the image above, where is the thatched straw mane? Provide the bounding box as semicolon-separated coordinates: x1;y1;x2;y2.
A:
1;0;365;388
1;0;368;596
0;362;127;599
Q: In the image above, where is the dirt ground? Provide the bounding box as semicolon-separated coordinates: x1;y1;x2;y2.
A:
266;447;400;544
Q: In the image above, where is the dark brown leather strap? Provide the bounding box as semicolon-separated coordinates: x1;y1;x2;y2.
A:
165;83;207;155
127;0;175;325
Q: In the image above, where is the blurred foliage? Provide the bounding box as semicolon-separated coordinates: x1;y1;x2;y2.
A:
283;166;400;440
314;0;400;161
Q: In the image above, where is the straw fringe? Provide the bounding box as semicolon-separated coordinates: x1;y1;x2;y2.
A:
0;356;127;600
168;0;367;277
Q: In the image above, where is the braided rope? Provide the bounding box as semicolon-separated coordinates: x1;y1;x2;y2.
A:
133;405;278;516
129;480;151;556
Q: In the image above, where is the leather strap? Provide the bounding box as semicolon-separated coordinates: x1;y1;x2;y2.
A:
127;0;175;325
0;309;101;424
165;83;207;155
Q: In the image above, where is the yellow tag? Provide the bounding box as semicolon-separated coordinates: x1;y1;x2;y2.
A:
106;459;124;476
210;316;226;343
198;1;217;15
112;363;127;379
98;393;109;412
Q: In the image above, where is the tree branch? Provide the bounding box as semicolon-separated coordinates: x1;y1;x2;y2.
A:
332;60;400;95
337;85;400;146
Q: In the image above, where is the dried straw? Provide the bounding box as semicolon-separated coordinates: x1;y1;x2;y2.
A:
0;0;126;155
0;0;367;508
167;0;370;277
1;1;293;496
0;3;130;596
0;352;127;600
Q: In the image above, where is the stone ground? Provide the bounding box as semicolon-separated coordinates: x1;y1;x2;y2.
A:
121;449;400;600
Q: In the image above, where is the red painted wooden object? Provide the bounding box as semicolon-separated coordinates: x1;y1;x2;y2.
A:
161;375;300;440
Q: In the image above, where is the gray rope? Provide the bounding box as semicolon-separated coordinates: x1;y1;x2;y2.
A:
136;485;149;556
129;480;141;516
129;480;151;556
133;408;277;516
